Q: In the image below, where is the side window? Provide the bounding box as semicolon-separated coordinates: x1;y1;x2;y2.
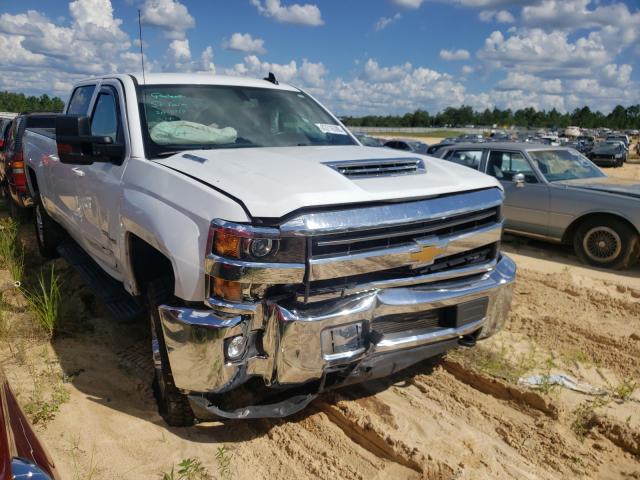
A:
487;151;538;183
67;85;96;115
446;150;482;170
91;89;120;141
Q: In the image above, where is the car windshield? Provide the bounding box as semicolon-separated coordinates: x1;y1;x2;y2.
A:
139;84;356;156
528;149;605;182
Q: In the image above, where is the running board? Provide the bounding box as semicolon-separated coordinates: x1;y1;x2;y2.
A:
57;241;145;322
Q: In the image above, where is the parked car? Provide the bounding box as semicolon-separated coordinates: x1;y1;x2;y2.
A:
436;142;640;269
589;141;627;167
354;133;384;147
0;368;59;479
426;141;455;155
0;117;14;149
606;134;630;150
24;73;515;426
0;113;58;218
383;138;429;154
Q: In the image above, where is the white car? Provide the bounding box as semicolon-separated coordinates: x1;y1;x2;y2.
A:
24;73;515;425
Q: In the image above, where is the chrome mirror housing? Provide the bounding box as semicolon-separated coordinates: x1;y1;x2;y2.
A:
513;172;525;188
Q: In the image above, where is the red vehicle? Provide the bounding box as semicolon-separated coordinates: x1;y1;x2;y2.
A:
0;368;58;479
0;113;58;218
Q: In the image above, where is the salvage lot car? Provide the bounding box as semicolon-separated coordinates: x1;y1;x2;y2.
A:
436;142;640;269
0;368;59;479
23;73;515;426
589;141;627;167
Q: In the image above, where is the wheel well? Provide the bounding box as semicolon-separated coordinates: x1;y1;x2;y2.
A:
562;213;639;244
128;234;175;296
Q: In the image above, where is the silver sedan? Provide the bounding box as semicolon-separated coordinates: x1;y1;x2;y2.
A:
434;142;640;269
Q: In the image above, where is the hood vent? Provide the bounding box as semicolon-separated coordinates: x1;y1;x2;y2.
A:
325;158;426;179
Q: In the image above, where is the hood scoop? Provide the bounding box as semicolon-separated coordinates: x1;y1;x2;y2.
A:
324;157;426;179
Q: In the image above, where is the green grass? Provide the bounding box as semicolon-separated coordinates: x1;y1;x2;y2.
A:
571;399;607;440
24;382;70;425
161;458;213;480
0;217;24;283
23;265;62;337
612;379;637;402
447;343;538;383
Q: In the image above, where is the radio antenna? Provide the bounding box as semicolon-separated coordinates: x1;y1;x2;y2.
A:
137;9;147;85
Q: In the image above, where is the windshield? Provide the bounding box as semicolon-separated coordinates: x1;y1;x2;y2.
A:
528;149;605;182
139;85;355;156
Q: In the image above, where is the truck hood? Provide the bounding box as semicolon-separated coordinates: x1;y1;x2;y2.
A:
557;176;640;199
154;146;500;218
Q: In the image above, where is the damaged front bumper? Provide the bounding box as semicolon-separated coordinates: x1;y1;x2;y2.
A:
158;254;516;419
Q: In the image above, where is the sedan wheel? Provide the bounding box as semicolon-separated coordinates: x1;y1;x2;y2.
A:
582;226;621;263
574;217;639;269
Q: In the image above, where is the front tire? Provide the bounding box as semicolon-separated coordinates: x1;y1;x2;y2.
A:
33;193;64;258
148;278;195;427
573;217;639;270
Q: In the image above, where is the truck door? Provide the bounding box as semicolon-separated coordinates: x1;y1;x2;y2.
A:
48;85;97;231
74;83;128;275
485;149;550;236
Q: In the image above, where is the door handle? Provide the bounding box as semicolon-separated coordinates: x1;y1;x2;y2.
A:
71;167;85;177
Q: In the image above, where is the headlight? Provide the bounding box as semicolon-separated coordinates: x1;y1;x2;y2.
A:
209;220;304;262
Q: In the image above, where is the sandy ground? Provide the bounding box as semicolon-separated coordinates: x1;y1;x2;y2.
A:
0;163;638;480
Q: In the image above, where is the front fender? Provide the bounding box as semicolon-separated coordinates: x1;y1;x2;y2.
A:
119;159;249;301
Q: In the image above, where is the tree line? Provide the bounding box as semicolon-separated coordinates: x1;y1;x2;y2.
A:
0;91;65;113
342;105;640;130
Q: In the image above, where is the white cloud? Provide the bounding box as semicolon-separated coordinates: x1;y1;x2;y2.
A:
168;39;190;62
140;0;194;39
200;46;215;73
375;13;402;31
440;49;471;61
391;0;424;8
250;0;323;26
461;65;474;75
478;29;610;78
222;32;266;54
497;72;563;94
363;59;412;83
479;9;515;23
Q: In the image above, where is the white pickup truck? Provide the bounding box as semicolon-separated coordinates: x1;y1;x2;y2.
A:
24;73;515;426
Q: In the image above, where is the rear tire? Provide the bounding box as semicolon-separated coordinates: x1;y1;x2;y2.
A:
148;278;195;427
573;217;639;270
33;193;64;258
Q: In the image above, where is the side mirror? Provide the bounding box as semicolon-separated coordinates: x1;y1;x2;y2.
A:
56;115;124;165
513;172;525;188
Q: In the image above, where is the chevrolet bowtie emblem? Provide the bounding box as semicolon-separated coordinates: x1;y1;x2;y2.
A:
410;244;447;265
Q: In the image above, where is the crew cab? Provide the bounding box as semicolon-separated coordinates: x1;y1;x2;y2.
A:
23;73;515;426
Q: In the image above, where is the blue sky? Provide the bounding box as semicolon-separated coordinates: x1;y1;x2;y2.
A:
1;0;639;115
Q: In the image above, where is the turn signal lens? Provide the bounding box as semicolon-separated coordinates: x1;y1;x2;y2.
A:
212;278;243;302
214;229;242;258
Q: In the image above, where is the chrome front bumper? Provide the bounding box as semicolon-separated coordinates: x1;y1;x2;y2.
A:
158;254;516;395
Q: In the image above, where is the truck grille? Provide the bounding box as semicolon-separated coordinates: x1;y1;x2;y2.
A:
304;244;497;297
312;207;500;257
324;158;425;179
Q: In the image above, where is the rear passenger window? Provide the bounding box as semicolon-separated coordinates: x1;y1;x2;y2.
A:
67;85;96;115
487;151;538;183
446;150;482;170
